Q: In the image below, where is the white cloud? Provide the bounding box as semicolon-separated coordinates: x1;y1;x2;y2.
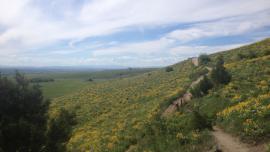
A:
0;0;270;66
1;0;270;46
91;38;175;57
87;36;249;66
166;12;270;42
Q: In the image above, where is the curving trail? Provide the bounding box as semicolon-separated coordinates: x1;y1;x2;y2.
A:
212;126;250;152
212;126;266;152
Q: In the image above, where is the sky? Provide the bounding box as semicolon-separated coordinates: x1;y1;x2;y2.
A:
0;0;270;67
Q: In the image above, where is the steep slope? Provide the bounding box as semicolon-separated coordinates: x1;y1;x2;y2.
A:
187;39;270;151
50;38;270;152
50;61;194;151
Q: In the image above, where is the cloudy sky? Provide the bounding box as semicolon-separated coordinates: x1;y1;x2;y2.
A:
0;0;270;67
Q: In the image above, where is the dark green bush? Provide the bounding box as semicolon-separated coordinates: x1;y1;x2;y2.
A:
0;72;75;152
165;66;174;72
210;56;231;85
0;72;48;152
189;111;212;131
190;76;213;98
198;54;211;65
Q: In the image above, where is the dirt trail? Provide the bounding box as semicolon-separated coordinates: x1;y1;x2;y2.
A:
212;126;266;152
162;58;200;117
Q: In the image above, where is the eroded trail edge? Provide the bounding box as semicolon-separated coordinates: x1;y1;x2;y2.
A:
161;57;201;117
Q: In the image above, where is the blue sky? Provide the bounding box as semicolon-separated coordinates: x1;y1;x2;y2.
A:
0;0;270;67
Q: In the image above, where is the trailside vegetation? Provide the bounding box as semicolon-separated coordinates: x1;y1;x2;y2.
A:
210;56;231;85
190;76;213;98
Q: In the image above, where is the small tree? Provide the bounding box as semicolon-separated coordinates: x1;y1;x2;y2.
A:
0;72;76;152
0;72;49;152
165;66;173;72
198;54;211;65
190;85;203;98
210;56;231;85
199;76;213;94
246;51;257;59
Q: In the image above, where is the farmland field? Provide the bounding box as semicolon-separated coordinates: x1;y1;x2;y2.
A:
1;68;155;99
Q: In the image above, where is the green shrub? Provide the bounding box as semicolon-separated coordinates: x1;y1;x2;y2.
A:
198;54;211;65
0;72;48;152
190;85;203;98
199;76;213;94
233;51;257;61
233;53;245;61
210;56;231;85
190;76;213;98
246;51;257;59
0;72;75;152
189;111;212;131
165;66;174;72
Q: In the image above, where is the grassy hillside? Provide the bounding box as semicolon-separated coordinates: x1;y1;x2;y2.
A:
50;38;270;152
132;39;270;152
50;62;193;151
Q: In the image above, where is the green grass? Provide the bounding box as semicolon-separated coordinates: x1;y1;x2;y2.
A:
22;68;155;99
39;79;90;99
26;68;155;80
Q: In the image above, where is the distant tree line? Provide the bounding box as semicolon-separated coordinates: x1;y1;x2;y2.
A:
0;72;75;152
30;77;54;83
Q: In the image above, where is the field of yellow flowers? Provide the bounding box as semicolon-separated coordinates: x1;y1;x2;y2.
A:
49;60;194;151
49;38;270;151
